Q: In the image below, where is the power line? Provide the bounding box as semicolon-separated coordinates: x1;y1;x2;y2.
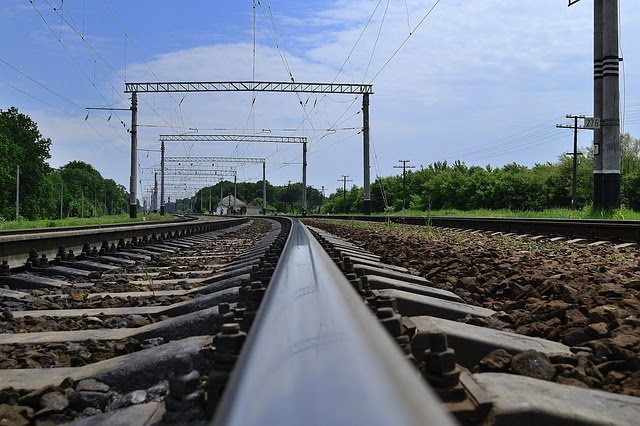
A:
370;0;442;83
0;57;85;111
31;0;131;140
362;0;390;82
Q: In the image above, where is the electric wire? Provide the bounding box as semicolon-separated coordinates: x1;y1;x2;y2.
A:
362;0;390;82
369;0;442;83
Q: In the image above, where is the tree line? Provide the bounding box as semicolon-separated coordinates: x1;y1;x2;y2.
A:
4;107;639;219
0;107;129;221
171;181;324;214
0;107;323;219
322;133;640;214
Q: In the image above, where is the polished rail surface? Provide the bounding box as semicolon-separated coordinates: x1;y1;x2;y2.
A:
213;218;454;426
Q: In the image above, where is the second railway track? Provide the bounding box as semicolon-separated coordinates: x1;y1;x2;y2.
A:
0;215;639;425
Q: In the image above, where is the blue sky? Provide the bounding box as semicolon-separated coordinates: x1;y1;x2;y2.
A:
1;0;639;204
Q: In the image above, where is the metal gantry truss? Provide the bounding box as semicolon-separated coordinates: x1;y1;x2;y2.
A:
160;134;306;144
160;134;307;213
126;81;372;94
125;80;373;218
164;156;267;214
160;166;238;214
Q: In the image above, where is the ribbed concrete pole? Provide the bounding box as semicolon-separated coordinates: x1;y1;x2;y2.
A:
262;161;267;214
601;0;620;209
15;165;19;220
593;0;604;208
129;92;138;218
362;93;371;214
302;141;307;215
160;141;165;215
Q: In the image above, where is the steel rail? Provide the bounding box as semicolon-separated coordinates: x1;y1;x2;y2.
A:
0;217;248;269
213;218;454;426
304;215;640;243
0;215;194;237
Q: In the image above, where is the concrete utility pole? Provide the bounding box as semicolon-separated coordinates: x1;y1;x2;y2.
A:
209;187;212;213
601;0;621;209
557;115;585;208
94;192;97;217
15;165;19;221
233;175;237;211
60;181;63;219
393;160;415;211
320;185;326;213
160;141;165;215
338;175;353;214
570;0;620;209
593;0;604;207
81;187;84;218
302;141;308;215
362;93;371;215
129;92;138;218
153;173;158;212
262;161;267;215
287;180;292;213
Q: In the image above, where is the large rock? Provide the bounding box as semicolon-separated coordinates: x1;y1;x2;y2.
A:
105;390;148;412
40;391;68;412
510;350;555;381
476;349;513;373
0;404;32;426
68;391;112;411
561;327;591;346
76;379;110;393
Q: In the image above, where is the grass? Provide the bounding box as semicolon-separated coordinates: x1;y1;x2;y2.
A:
370;206;640;220
0;213;173;231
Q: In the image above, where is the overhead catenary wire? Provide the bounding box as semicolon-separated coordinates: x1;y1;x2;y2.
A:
369;0;442;83
30;1;130;135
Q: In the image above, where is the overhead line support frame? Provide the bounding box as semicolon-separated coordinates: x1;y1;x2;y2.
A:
125;81;373;217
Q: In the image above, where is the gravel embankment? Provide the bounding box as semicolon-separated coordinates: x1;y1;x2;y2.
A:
303;219;640;397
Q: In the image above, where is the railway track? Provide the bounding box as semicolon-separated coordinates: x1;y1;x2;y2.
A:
0;216;639;425
305;214;640;244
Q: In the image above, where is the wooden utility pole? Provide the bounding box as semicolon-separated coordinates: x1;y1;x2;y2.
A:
338;175;353;214
557;115;586;208
393;160;415;211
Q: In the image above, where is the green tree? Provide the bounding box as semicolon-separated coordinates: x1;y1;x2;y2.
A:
0;107;52;220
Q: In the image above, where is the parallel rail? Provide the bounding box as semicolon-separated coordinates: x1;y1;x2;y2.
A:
304;215;640;243
214;218;455;425
0;215;194;237
0;216;248;268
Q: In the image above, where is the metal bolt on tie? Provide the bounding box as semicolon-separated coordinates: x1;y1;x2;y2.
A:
218;303;231;315
376;295;399;312
0;260;11;277
423;333;462;392
376;307;404;337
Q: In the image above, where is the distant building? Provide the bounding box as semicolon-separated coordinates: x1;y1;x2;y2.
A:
215;195;247;215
